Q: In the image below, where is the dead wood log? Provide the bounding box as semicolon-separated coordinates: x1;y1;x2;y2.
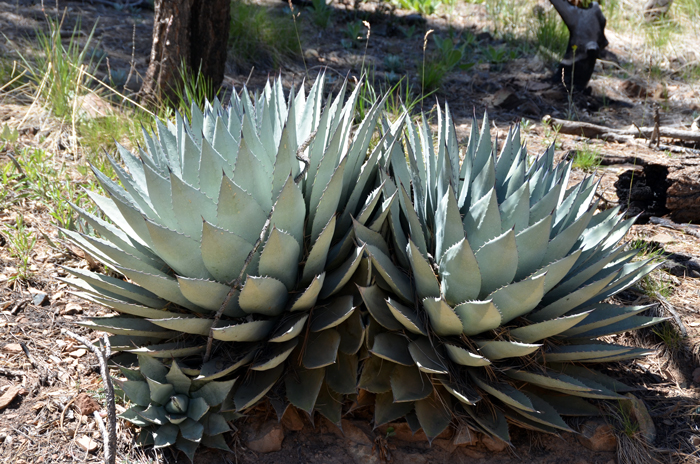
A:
544;116;700;143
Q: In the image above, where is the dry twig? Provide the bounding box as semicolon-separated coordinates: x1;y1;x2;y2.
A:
61;329;116;464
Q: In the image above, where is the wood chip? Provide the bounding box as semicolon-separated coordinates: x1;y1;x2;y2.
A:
1;343;22;353
69;349;87;358
0;385;22;410
61;303;82;315
76;435;98;453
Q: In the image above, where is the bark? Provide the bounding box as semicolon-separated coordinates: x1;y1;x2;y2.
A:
140;0;231;105
190;0;231;90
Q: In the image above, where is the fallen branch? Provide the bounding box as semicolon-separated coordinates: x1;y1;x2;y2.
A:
657;297;687;337
62;330;116;464
544;116;700;143
649;216;700;239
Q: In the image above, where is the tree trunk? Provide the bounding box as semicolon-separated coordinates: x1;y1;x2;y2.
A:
549;0;608;91
140;0;231;105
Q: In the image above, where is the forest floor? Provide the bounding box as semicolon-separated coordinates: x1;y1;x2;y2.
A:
0;0;699;463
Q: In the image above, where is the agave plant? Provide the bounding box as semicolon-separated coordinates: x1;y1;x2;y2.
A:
117;355;238;461
357;108;664;442
62;77;400;435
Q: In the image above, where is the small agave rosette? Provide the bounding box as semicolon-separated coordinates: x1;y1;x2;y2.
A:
357;108;664;442
117;356;237;462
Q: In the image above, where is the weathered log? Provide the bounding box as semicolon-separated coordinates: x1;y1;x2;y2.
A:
544;116;700;143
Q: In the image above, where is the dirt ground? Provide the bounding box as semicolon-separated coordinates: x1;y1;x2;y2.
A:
0;1;699;463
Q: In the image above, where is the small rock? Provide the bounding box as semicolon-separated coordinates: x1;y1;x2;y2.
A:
623;394;656;444
76;435;98;453
31;292;49;306
1;343;22;354
481;435;508;452
246;421;284;453
692;367;700;385
453;426;479;446
0;385;22;410
577;419;617;452
281;406;305;432
342;419;372;445
75;393;100;416
691;435;700;447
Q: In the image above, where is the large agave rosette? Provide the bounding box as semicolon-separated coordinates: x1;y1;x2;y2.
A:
63;77;399;431
357;108;664;442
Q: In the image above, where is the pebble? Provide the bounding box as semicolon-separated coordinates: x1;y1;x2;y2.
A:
31;292;49;306
577;419;617;452
245;421;284;453
623;394;656;444
281;406;305;432
481;435;508;452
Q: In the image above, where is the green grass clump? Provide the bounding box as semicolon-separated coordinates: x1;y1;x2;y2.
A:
571;144;602;172
342;21;366;49
652;322;685;350
0;147;98;229
18;16;101;120
391;0;439;16
420;34;473;92
1;214;37;282
534;7;568;64
229;2;301;70
76;110;149;158
308;0;333;29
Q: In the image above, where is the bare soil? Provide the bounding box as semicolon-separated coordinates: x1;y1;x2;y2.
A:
0;1;699;463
